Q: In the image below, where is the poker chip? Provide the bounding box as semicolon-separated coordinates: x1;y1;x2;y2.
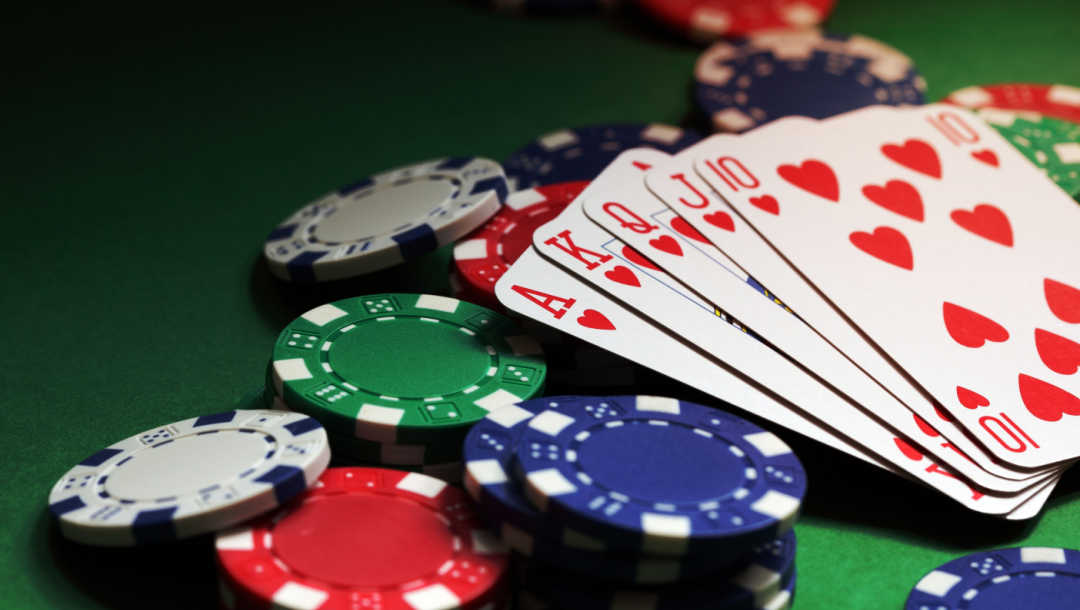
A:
215;467;510;610
270;294;546;445
267;388;464;466
466;397;745;584
48;409;330;547
263;158;508;283
519;532;797;610
515;395;806;557
453;181;589;305
637;0;836;42
904;547;1080;610
502;124;702;189
694;30;926;132
944;83;1080;126
975;107;1080;199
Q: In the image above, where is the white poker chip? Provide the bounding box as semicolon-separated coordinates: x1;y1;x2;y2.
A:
263;157;508;283
47;409;330;546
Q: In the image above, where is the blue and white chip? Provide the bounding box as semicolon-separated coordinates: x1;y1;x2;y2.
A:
263;157;508;283
466;396;741;584
47;409;330;546
502;124;703;189
695;30;927;133
515;395;806;557
519;531;798;610
905;547;1080;610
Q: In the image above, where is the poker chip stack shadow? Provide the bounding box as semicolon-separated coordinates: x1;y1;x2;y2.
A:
265;293;548;482
464;395;807;610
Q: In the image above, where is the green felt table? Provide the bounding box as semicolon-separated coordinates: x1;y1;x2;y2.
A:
4;1;1080;608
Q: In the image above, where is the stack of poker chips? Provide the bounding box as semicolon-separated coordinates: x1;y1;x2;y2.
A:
464;395;806;610
264;293;548;482
46;410;513;610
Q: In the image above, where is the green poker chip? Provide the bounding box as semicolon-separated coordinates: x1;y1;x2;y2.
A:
263;377;467;465
977;108;1080;199
270;293;546;445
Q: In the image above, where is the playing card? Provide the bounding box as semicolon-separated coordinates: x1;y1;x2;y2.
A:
525;148;1057;511
692;104;1080;468
497;244;1057;516
640;117;1056;481
594;137;1055;488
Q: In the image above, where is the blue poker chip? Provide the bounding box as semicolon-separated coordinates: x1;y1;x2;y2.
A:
502;123;703;189
519;532;797;610
695;30;927;133
515;395;806;558
905;547;1080;609
263;157;508;283
465;396;736;584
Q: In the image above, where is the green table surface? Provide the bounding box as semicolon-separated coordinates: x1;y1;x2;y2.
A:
4;1;1080;608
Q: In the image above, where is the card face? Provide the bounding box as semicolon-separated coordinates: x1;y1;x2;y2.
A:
691;104;1080;469
610;140;1055;488
644;115;1064;479
526;148;1056;511
497;246;1055;516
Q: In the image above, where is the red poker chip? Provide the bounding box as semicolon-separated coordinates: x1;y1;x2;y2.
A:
452;181;588;305
215;467;510;610
637;0;836;41
944;83;1080;126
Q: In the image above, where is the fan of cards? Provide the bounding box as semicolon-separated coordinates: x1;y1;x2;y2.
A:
495;104;1080;519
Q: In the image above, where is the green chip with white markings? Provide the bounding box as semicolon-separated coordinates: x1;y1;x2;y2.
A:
270;294;546;445
977;107;1080;200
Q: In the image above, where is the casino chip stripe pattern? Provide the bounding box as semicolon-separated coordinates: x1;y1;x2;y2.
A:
905;547;1080;609
502;124;702;189
453;180;589;306
215;467;510;610
263;158;507;283
48;410;330;547
945;83;1080;126
695;30;926;133
270;294;546;446
638;0;836;42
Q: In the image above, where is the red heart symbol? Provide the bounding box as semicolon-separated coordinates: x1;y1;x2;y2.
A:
703;210;735;232
893;437;924;461
860;180;924;221
749;195;780;215
881;139;942;179
1045;278;1080;323
649;234;683;256
1018;373;1080;422
848;226;913;270
776;160;839;202
971;149;999;167
621;245;660;271
670;217;709;243
950;204;1013;247
604;265;640;287
942;302;1010;348
1035;328;1080;375
912;413;938;437
956;386;989;409
577;309;615;331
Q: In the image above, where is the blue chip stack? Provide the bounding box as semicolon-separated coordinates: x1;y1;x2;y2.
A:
463;395;807;609
694;30;927;133
502;124;703;190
